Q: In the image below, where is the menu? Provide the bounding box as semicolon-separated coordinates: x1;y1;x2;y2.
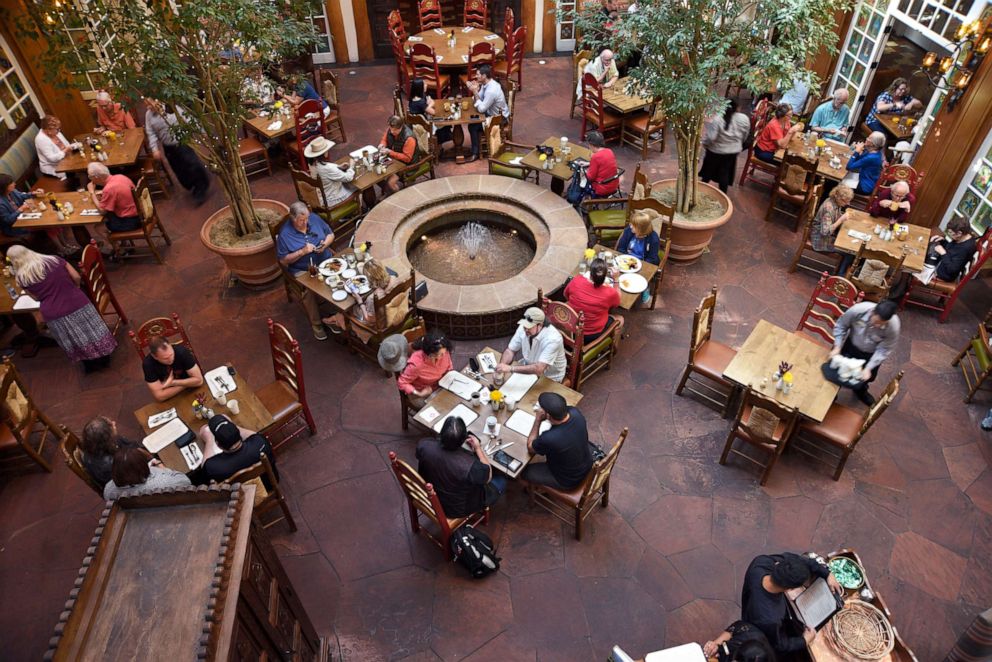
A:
792;577;842;630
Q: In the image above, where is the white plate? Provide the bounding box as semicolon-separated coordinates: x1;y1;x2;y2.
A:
319;257;346;277
614;255;642;273
341;268;357;279
350;275;371;295
331;289;348;301
324;276;342;287
619;272;648;294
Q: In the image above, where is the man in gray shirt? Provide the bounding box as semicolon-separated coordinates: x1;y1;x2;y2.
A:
144;98;210;204
831;299;900;405
465;64;509;162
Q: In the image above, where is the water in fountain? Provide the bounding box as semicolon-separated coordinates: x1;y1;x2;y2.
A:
456;221;491;260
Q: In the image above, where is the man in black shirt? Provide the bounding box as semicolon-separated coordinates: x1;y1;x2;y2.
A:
142;335;204;402
416;416;506;518
520;392;593;490
741;552;843;656
928;217;978;282
199;415;278;488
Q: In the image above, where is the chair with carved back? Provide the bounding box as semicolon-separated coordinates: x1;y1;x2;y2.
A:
738;109;778;190
401;117;439;186
603;196;674;309
570;49;592;120
394;317;427;430
463;0;488;28
675;286;739;416
791;372;902;480
107;177;172;263
284;99;327;170
0;357;60;474
540;290;623;391
719;387;800;486
288;164;362;249
268;214;308;307
390;32;414;93
59;426;103;496
418;0;443;31
845;245;905;301
788;184;841;275
389;450;490;560
256;319;316;454
129;312;197;363
387;9;408;42
527;427;629;541
504;79;518;140
580;72;623;142
313;68;347;143
796;272;863;345
765;152;819;231
951;311;992;403
621;99;666;159
225;454;296;531
137;138;175;199
79;239;127;336
900;229;992;323
854;163;924;211
410;42;451;99
492;26;526;91
458;41;496;92
502;7;514;43
486;115;537;183
582;162;645;242
342;269;419;365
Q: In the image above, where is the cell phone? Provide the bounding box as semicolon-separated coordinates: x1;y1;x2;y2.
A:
492;450;521;472
469;357;480;373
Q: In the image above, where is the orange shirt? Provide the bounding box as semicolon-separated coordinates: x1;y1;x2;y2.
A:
380;130;417;164
97;174;138;218
397;350;452;394
756;117;790;154
96;103;136;131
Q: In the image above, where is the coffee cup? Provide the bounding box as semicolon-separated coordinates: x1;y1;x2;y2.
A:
227;399;240;415
471;392;481;408
486;416;498;433
216;392;227;406
505;398;516;412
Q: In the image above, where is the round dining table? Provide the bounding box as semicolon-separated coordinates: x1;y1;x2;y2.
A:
405;26;504;68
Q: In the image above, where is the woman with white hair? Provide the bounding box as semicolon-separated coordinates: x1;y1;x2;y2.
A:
844;131;886;195
6;245;116;371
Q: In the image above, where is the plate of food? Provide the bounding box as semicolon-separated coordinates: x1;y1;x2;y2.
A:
319;257;346;277
618;272;648;294
341;268;358;279
614;255;642;273
331;289;348;302
350;275;371;295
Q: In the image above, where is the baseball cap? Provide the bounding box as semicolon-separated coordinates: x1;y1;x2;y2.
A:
208;414;242;449
518;307;545;329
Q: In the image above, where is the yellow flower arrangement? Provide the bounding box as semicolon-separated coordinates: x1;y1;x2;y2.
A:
584;248;596;260
488;389;503;403
273;100;283;110
815;139;826;149
93;144;102;152
192;399;201;408
783;372;794;384
105;131;117;140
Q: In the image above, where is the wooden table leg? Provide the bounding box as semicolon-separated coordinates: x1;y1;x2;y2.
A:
452;125;466;164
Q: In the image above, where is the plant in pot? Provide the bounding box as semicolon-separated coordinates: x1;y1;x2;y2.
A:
564;0;848;260
20;0;318;285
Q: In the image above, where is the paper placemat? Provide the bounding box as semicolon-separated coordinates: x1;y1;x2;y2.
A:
417;405;441;425
350;145;379;159
204;366;236;399
439;370;482;400
846;229;872;242
79;209;102;216
477;351;498;373
432;403;479;433
408;35;424;41
499;372;538;402
504;409;551;436
12;295;40;311
17;212;42;220
142;416;186;453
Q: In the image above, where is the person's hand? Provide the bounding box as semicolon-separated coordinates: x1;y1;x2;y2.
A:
148;457;163;467
702;641;718;657
302;242;316;255
534;408;547;422
340;161;349;171
894;102;904;112
86;181;96;193
32;188;45;196
803;627;816;645
829;346;841;358
861;367;872;381
929;234;942;243
163;371;175;388
900;201;911;210
854;142;864;154
879;199;891;209
827;574;844;596
496;362;512;374
609;267;620;281
934;244;947;256
603;79;615;88
415;387;432;397
467;435;482;452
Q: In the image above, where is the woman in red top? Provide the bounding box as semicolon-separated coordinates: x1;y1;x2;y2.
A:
397;330;453;407
754;103;802;163
585;131;620;197
564;258;621;344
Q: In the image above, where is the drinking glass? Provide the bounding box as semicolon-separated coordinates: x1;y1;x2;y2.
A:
578;261;587;274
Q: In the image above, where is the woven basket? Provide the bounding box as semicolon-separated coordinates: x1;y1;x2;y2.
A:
829;600;895;660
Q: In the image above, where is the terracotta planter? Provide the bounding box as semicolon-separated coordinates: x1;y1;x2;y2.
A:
199;199;288;287
650;179;734;262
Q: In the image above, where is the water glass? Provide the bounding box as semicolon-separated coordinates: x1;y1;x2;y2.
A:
228;399;240;415
216;392;227;406
578;261;587;274
505;398;516;412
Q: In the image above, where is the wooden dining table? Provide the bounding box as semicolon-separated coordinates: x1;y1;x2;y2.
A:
412;347;583;478
723;319;839;423
56;128;145;173
602;77;651;114
873;113;917;142
132;364;273;474
833;210;929;273
431;97;487;162
293;247;367;314
774;133;853;183
405;27;504;68
569;244;659;310
521;137;593;195
13;190;106;246
244;111;296;141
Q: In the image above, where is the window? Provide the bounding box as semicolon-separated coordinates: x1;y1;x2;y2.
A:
308;1;336;64
0;35;42;145
944;128;992;234
895;0;978;43
46;1;118;98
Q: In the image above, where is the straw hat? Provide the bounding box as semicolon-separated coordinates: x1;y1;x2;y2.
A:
303;136;335;159
378;334;409;373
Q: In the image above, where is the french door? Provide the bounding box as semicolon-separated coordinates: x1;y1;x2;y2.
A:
829;0;894;135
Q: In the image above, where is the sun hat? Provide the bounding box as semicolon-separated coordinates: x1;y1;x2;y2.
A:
303;136;335;159
378;334;409;373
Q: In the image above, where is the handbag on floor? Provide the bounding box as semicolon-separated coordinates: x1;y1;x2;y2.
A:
450;525;500;579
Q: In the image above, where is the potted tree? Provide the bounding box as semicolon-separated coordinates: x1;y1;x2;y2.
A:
21;0;318;285
565;0;848;260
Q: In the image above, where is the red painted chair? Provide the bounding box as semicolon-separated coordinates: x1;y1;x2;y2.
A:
463;0;488;29
409;42;451;98
256;319;316;453
900;229;992;323
458;41;495;91
502;7;514;42
540;291;624;391
418;0;443;31
492;25;526;91
738;111;778;190
283;98;327;170
795;273;863;345
387;9;407;41
390;32;414;94
580;72;622;142
78;239;127;336
129;312;197;363
314;68;347;143
855;163;925;211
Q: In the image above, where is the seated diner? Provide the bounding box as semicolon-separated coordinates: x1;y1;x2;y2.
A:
844;132;886;196
199;414;279;488
520;392;593;490
497;307;568;383
754;104;803;163
868;180;914;224
397;329;453;408
275;200;336;341
103;446;191;500
142;335;204;402
564;257;621;342
94;91;136;132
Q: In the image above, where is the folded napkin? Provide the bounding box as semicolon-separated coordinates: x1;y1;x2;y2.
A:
461;54;469;63
266;120;283;131
509;156;523;165
435;55;443;62
79;209;102;216
16;212;42;220
484;34;498;40
433;28;445;35
462;26;474;32
408;35;424;41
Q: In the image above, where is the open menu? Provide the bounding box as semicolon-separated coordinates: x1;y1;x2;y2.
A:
142;417;190;454
498;372;538;402
438;370;482;400
791;577;842;630
431;403;478;433
504;409;551;437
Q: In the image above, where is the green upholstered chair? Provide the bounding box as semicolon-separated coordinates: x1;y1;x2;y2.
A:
485;116;537;183
289;164;362;249
539;290;623;392
582;162;650;244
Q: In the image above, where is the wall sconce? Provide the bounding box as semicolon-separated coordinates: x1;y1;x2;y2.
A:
917;18;991;111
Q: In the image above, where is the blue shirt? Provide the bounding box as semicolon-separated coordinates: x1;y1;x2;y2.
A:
810;101;850;141
616;226;661;265
276;213;334;274
297;81;328;110
779;78;810;115
846;150;883;195
0;190;33;237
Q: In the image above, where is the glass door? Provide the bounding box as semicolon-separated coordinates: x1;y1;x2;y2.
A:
556;0;577;51
307;1;336;64
830;0;894;132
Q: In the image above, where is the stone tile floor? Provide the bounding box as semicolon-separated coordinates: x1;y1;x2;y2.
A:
1;58;991;660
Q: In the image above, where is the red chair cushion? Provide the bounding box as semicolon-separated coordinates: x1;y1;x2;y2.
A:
692;340;736;380
257;381;302;421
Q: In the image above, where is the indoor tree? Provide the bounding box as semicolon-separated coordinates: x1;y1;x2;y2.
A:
20;0;318;238
564;0;849;216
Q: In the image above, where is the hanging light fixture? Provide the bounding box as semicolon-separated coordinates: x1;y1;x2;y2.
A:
917;18;991;110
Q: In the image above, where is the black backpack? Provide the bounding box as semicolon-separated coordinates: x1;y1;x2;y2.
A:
450;525;501;579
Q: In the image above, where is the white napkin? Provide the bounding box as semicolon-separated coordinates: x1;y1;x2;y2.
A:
146;408;178;432
12;295;40;311
435;55;443;62
16;212;42;220
408;36;424;41
433;28;445;35
205;366;236;399
509;156;523;165
461;54;469;63
266;120;283;131
846;229;872;242
484;34;498;40
462;26;474;32
79;209;102;216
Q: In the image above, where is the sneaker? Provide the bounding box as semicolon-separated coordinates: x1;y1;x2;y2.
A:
640;290;650;304
312;326;328;341
854;389;875;406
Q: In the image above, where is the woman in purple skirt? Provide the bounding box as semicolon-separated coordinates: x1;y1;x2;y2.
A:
7;245;116;371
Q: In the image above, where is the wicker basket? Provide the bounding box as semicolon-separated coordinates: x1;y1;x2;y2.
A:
829;600;895;660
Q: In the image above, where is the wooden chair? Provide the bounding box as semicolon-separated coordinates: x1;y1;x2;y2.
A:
225;454;296;531
409;43;451;99
790;372;902;480
284;99;327;170
256;319;316;454
288;164;362;249
390;32;414;93
738;112;778;190
238;134;272;179
527;427;629;541
675;286;739;416
504;79;518;141
581;72;622;142
540;292;624;391
501;7;514;43
0;357;59;474
314;68;347;143
788;185;841;275
621;99;666;159
582;161;648;243
107;177;171;263
79;239;127;336
137;152;174;199
570;49;592;120
765;152;819;231
342;269;420;365
59;426;104;496
645;216;674;310
387;9;408;42
129;312;197;363
395;318;427;430
719;387;799;485
267;214;309;308
458;41;496;91
463;0;488;28
418;0;443;31
900;230;992;323
855;163;925;211
492;26;526;92
389;450;490;559
845;245;905;301
952;312;992;403
486;115;537;183
795;272;863;345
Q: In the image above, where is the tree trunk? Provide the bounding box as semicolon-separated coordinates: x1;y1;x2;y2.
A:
202;125;260;236
673;112;706;216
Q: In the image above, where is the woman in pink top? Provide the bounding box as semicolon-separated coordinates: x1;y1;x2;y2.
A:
397;330;453;407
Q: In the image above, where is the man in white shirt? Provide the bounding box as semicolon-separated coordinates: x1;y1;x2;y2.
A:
303;136;355;207
465;64;509;162
497;307;568;383
34;115;81;182
578;49;619;97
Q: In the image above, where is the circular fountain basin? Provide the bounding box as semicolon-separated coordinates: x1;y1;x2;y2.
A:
356;175;587;338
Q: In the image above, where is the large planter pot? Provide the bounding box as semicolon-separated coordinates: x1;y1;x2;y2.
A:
199;199;289;287
650;179;733;262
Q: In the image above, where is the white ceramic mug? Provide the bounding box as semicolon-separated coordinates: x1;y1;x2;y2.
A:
505;398;516;412
227;399;240;415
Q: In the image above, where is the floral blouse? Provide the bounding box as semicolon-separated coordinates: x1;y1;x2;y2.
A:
810;198;844;252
